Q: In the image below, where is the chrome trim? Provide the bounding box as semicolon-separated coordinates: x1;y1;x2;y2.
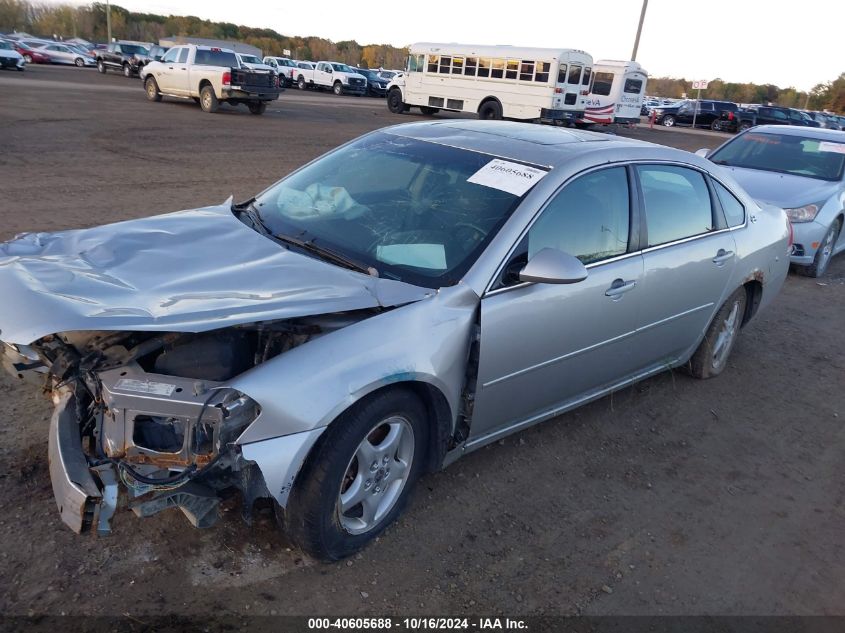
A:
640;227;732;255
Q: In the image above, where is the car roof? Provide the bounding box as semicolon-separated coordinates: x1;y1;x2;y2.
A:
382;120;691;169
746;125;845;141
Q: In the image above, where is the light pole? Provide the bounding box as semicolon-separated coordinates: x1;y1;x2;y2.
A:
631;0;648;61
106;0;112;43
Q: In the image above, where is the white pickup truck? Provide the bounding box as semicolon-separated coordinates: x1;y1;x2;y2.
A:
142;44;281;114
294;61;367;95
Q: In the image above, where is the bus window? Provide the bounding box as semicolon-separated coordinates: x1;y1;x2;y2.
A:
452;57;464;74
491;58;504;79
478;58;491;78
428;55;439;73
582;67;591;85
624;78;643;93
465;57;478;76
535;62;550;83
506;59;519;80
439;56;452;74
408;54;424;72
567;64;582;85
520;60;534;81
592;71;613;96
557;63;567;83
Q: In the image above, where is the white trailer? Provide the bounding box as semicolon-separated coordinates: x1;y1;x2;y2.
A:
580;60;647;125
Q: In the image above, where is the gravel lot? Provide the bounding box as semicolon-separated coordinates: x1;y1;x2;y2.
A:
0;66;843;619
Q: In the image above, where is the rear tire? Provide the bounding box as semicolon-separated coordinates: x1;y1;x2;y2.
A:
661;114;676;127
123;63;131;78
387;87;405;114
688;288;747;379
248;101;267;115
97;59;105;73
796;218;841;278
333;81;343;96
286;388;428;560
710;119;722;131
144;76;162;102
298;75;306;90
478;100;503;120
200;85;219;113
74;57;84;68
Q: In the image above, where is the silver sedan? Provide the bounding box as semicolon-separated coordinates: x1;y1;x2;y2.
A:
34;42;95;67
0;121;790;559
701;125;845;277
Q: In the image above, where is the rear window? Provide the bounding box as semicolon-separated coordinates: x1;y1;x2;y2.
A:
194;49;238;67
592;72;614;96
624;78;643;94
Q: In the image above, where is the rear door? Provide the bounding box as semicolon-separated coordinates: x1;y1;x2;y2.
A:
635;164;737;364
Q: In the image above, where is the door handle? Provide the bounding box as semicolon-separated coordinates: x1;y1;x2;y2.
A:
605;279;637;297
168;66;174;69
712;249;735;265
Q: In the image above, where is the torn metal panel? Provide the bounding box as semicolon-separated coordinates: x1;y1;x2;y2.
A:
0;203;431;345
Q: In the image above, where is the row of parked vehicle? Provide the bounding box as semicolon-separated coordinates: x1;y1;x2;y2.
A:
647;98;844;134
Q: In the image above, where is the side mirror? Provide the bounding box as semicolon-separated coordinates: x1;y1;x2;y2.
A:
518;248;588;285
694;148;711;158
326;67;332;73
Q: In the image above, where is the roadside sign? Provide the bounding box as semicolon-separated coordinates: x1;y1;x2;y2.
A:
283;49;291;56
692;80;709;90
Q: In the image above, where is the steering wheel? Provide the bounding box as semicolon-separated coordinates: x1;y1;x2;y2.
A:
453;222;488;249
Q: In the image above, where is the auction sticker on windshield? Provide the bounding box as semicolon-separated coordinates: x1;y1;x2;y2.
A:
819;141;845;154
467;159;548;196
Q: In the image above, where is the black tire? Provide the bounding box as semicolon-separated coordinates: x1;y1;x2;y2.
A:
199;85;219;113
710;119;722;131
123;63;131;78
333;81;343;96
144;76;162;102
297;75;306;90
248;101;267;115
478;100;503;120
286;388;429;560
387;87;405;114
661;114;676;127
688;287;747;379
795;218;841;278
192;97;200;104
419;106;439;115
739;121;752;132
74;57;85;68
23;54;32;63
97;59;105;73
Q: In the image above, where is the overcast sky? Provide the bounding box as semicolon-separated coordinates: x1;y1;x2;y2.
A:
59;0;843;91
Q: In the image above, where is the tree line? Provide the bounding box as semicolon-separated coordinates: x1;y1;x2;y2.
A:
0;0;409;69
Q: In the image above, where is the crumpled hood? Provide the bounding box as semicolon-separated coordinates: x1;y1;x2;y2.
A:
722;166;839;208
0;203;432;344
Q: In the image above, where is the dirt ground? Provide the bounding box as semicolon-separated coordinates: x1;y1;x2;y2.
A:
0;66;843;619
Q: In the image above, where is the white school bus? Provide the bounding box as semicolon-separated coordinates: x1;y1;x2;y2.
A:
581;60;648;125
386;42;594;124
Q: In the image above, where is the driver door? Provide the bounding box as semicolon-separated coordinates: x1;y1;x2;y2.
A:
470;166;649;443
155;47;181;92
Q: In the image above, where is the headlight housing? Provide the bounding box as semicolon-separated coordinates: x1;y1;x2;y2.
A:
784;204;821;223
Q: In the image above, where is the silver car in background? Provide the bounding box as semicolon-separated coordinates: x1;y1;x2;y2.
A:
0;122;790;560
703;126;845;277
34;42;95;67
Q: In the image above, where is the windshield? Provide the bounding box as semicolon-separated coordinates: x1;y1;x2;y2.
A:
331;63;353;73
120;44;148;55
710;132;845;181
252;132;537;287
240;55;260;64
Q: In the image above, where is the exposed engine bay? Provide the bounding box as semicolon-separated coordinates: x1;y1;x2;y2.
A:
4;311;374;534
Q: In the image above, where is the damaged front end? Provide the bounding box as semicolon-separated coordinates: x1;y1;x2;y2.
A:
5;316;365;535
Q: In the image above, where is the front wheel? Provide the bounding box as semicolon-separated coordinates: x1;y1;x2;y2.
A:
297;76;306;90
248;101;267;115
688;287;747;379
710;119;722;131
796;218;841;278
199;85;219;113
387;88;405;114
661;114;676;127
97;60;105;73
144;76;162;102
123;63;131;78
74;57;85;68
333;81;343;96
286;388;428;560
478;100;503;120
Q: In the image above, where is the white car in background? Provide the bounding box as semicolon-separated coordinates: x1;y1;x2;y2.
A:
0;40;26;71
237;53;275;73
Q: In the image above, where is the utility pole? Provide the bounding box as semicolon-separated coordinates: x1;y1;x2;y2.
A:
631;0;648;61
106;0;112;43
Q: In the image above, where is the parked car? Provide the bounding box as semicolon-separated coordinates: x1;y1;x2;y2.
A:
732;106;820;132
352;67;389;97
237;53;275;73
96;41;151;77
0;39;25;71
653;99;739;130
8;40;50;63
295;60;367;95
32;42;95;67
702;125;845;276
803;111;841;130
143;44;281;114
0;121;791;560
377;70;398;81
263;56;298;85
130;45;169;76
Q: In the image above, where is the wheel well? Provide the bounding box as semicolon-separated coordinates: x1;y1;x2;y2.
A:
741;279;763;327
199;79;212;92
478;97;502;112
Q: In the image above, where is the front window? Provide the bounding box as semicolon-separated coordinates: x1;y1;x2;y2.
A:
252;132;539;287
710;132;845;181
240;55;261;64
331;63;353;72
177;48;189;63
